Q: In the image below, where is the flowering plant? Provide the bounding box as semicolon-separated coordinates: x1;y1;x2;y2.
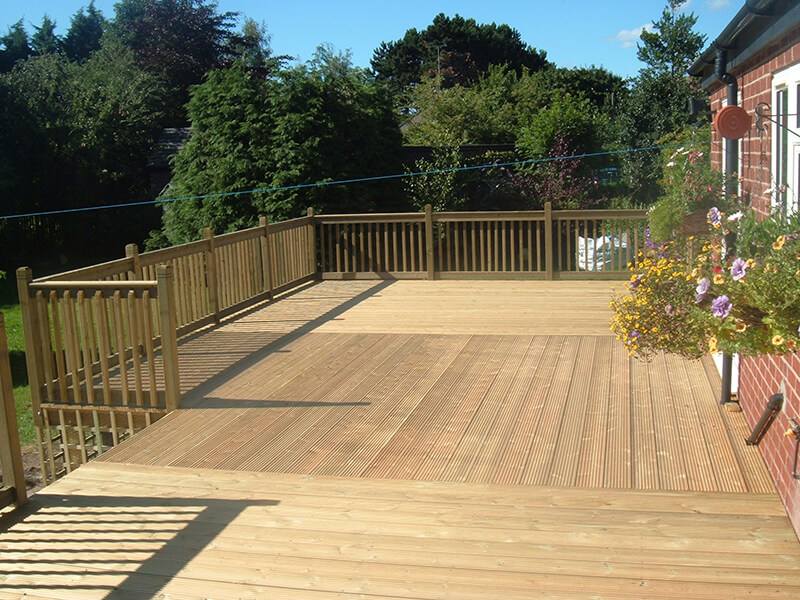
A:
611;207;800;360
647;129;736;243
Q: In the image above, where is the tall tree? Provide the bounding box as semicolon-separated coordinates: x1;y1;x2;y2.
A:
62;1;106;62
618;0;707;203
108;0;238;122
637;0;706;77
372;14;549;102
160;48;405;245
0;20;31;72
31;16;60;55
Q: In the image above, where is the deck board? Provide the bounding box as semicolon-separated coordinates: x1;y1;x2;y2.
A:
1;280;793;599
2;462;798;600
96;280;774;494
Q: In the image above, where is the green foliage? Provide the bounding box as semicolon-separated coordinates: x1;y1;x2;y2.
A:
403;65;525;145
517;94;609;161
31;16;60;56
405;136;464;212
160;61;277;243
0;47;164;269
647;126;732;243
108;0;240;123
0;19;31;72
160;50;405;245
637;0;706;76
617;1;707;204
372;13;549;103
529;66;627;115
63;0;106;62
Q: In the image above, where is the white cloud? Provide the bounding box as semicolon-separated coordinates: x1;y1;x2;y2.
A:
606;24;651;49
705;0;732;11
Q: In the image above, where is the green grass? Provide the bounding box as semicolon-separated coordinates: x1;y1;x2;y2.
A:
0;277;35;446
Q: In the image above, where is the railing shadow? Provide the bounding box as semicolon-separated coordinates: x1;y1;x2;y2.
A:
178;279;395;406
0;491;278;598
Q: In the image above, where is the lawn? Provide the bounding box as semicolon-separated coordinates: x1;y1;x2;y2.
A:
1;277;34;446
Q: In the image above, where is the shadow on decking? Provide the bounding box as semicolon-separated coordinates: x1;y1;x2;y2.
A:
0;492;278;598
177;279;394;405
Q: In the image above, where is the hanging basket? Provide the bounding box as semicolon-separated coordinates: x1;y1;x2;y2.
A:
680;209;710;236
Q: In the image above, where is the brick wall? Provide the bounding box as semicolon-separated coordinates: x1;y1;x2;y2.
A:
705;21;800;218
739;354;800;536
703;22;800;539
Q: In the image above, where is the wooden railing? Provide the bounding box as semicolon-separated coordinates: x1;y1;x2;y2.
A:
317;203;647;280
16;215;315;482
15;204;645;483
0;313;26;509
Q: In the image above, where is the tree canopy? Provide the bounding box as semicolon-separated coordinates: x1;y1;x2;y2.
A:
159;48;405;245
617;0;707;202
371;14;549;100
62;1;106;62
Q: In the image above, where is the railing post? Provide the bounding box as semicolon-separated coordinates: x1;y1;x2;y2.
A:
259;216;274;299
0;313;26;507
125;243;142;279
544;202;554;281
307;207;317;278
156;265;181;412
425;204;435;280
203;227;220;323
16;268;43;427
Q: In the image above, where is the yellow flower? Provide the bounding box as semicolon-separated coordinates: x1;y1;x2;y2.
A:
787;339;798;351
709;336;718;353
713;274;725;284
773;235;786;250
691;267;699;278
735;320;747;333
772;335;785;346
745;258;755;268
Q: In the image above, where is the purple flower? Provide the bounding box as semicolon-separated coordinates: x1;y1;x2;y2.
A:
665;304;675;316
711;295;732;319
707;207;722;227
645;228;657;249
730;258;747;281
695;278;710;303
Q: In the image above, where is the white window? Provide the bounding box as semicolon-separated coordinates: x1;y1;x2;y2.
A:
772;63;800;216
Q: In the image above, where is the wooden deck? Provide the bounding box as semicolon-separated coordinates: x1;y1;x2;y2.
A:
2;280;799;598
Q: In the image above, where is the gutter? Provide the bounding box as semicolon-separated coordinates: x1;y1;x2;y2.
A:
688;0;778;79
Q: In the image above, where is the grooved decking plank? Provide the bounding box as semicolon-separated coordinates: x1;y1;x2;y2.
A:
669;355;719;492
454;337;538;484
682;354;750;493
649;354;690;490
363;335;502;481
548;337;597;487
521;337;582;486
605;339;633;488
313;335;472;478
488;336;554;485
438;335;532;482
99;281;774;496
576;336;613;487
631;357;659;489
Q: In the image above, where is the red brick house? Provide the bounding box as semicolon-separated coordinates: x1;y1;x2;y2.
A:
690;0;800;536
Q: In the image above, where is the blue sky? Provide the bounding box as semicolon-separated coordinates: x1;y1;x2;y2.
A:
2;0;742;78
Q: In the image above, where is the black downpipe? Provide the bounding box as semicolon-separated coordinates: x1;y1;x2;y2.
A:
714;47;738;405
746;393;784;446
